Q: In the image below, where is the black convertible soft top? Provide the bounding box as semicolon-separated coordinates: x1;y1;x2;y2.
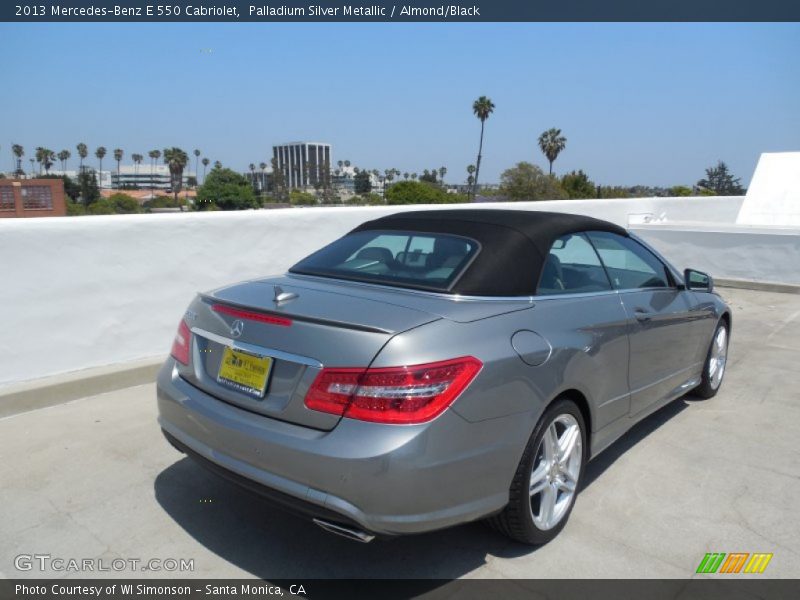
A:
350;209;627;296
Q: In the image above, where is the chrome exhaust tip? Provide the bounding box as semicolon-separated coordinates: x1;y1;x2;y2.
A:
313;518;375;543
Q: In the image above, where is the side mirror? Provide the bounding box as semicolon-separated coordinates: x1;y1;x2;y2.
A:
684;268;714;293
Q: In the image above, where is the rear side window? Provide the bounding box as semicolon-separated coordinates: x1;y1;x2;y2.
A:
538;233;612;295
587;231;671;290
290;230;479;292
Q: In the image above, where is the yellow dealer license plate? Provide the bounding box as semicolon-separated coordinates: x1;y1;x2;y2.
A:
217;347;273;398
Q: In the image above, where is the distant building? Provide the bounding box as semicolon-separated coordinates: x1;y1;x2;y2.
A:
273;142;331;189
0;178;67;218
45;165;195;190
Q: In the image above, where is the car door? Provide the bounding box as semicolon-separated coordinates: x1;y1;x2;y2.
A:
534;232;632;431
587;231;699;418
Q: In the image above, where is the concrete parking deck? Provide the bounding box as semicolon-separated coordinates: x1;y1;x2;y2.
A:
1;287;798;580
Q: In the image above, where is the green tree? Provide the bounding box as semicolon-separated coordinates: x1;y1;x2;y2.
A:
196;167;259;211
538;128;567;175
560;170;596;199
670;185;693;196
385;180;464;205
76;143;88;171
696;161;744;195
499;162;567;201
57;149;71;171
201;157;210;183
270;157;287;200
289;190;318;206
113;148;124;184
12;144;24;176
471;96;495;200
163;147;189;203
148;149;161;195
438;166;447;185
353;169;372;195
95;147;107;182
106;192;142;213
78;169;101;205
193;149;201;185
597;186;630;199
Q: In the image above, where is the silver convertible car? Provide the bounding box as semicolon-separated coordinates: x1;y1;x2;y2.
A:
157;209;731;545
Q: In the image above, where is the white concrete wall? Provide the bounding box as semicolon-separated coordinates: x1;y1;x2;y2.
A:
630;222;800;285
0;196;750;388
737;152;800;226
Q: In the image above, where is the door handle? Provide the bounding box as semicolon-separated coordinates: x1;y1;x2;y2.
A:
634;309;653;322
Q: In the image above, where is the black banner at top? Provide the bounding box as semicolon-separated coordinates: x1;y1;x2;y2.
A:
3;0;800;22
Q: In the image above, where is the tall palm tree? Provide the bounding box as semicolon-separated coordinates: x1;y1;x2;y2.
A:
35;147;45;174
95;147;107;187
344;159;351;169
259;161;267;193
403;172;409;180
193;149;201;185
439;166;447;185
201;157;210;183
538;128;567;175
132;153;143;181
41;149;55;174
471;96;495;200
29;158;35;177
163;147;190;204
57;150;71;171
12;144;24;176
76;143;88;171
113;148;124;188
148;150;161;197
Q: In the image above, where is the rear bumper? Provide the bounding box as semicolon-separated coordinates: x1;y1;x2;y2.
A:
156;358;526;536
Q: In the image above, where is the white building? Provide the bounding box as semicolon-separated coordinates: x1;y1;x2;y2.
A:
47;165;195;190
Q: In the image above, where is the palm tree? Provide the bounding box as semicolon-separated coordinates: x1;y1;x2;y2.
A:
337;160;343;173
113;148;124;188
471;96;495;200
41;149;55;174
201;157;210;183
163;147;190;204
35;147;45;174
29;158;35;177
148;150;161;197
403;172;409;180
95;147;107;186
132;153;143;181
57;150;71;171
411;173;418;180
538;128;567;175
259;161;267;193
439;166;447;185
193;149;201;185
76;143;88;171
344;159;351;169
12;144;24;176
213;160;222;169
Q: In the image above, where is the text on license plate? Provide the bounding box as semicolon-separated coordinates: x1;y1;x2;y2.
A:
217;347;273;398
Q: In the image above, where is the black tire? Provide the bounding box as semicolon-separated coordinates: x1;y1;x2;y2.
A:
694;320;729;399
488;397;587;545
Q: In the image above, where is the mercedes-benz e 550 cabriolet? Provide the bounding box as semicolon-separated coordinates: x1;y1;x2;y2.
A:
157;209;731;544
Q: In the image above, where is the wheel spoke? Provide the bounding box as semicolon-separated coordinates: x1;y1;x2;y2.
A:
558;424;579;464
543;424;558;463
529;461;548;496
539;483;557;527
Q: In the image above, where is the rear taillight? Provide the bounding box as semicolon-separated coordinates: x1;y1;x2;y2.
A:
170;319;191;365
305;357;482;424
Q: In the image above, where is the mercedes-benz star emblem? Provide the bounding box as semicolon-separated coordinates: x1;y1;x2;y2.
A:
230;319;244;338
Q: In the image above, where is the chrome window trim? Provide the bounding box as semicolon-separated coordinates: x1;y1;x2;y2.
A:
191;326;323;369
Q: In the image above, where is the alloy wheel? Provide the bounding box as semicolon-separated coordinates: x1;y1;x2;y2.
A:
708;326;728;390
529;413;582;530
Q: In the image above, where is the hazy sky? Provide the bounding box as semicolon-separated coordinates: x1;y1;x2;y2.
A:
2;22;798;186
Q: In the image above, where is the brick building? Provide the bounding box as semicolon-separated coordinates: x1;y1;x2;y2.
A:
0;179;67;218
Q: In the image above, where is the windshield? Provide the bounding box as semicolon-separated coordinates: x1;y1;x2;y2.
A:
290;230;480;292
